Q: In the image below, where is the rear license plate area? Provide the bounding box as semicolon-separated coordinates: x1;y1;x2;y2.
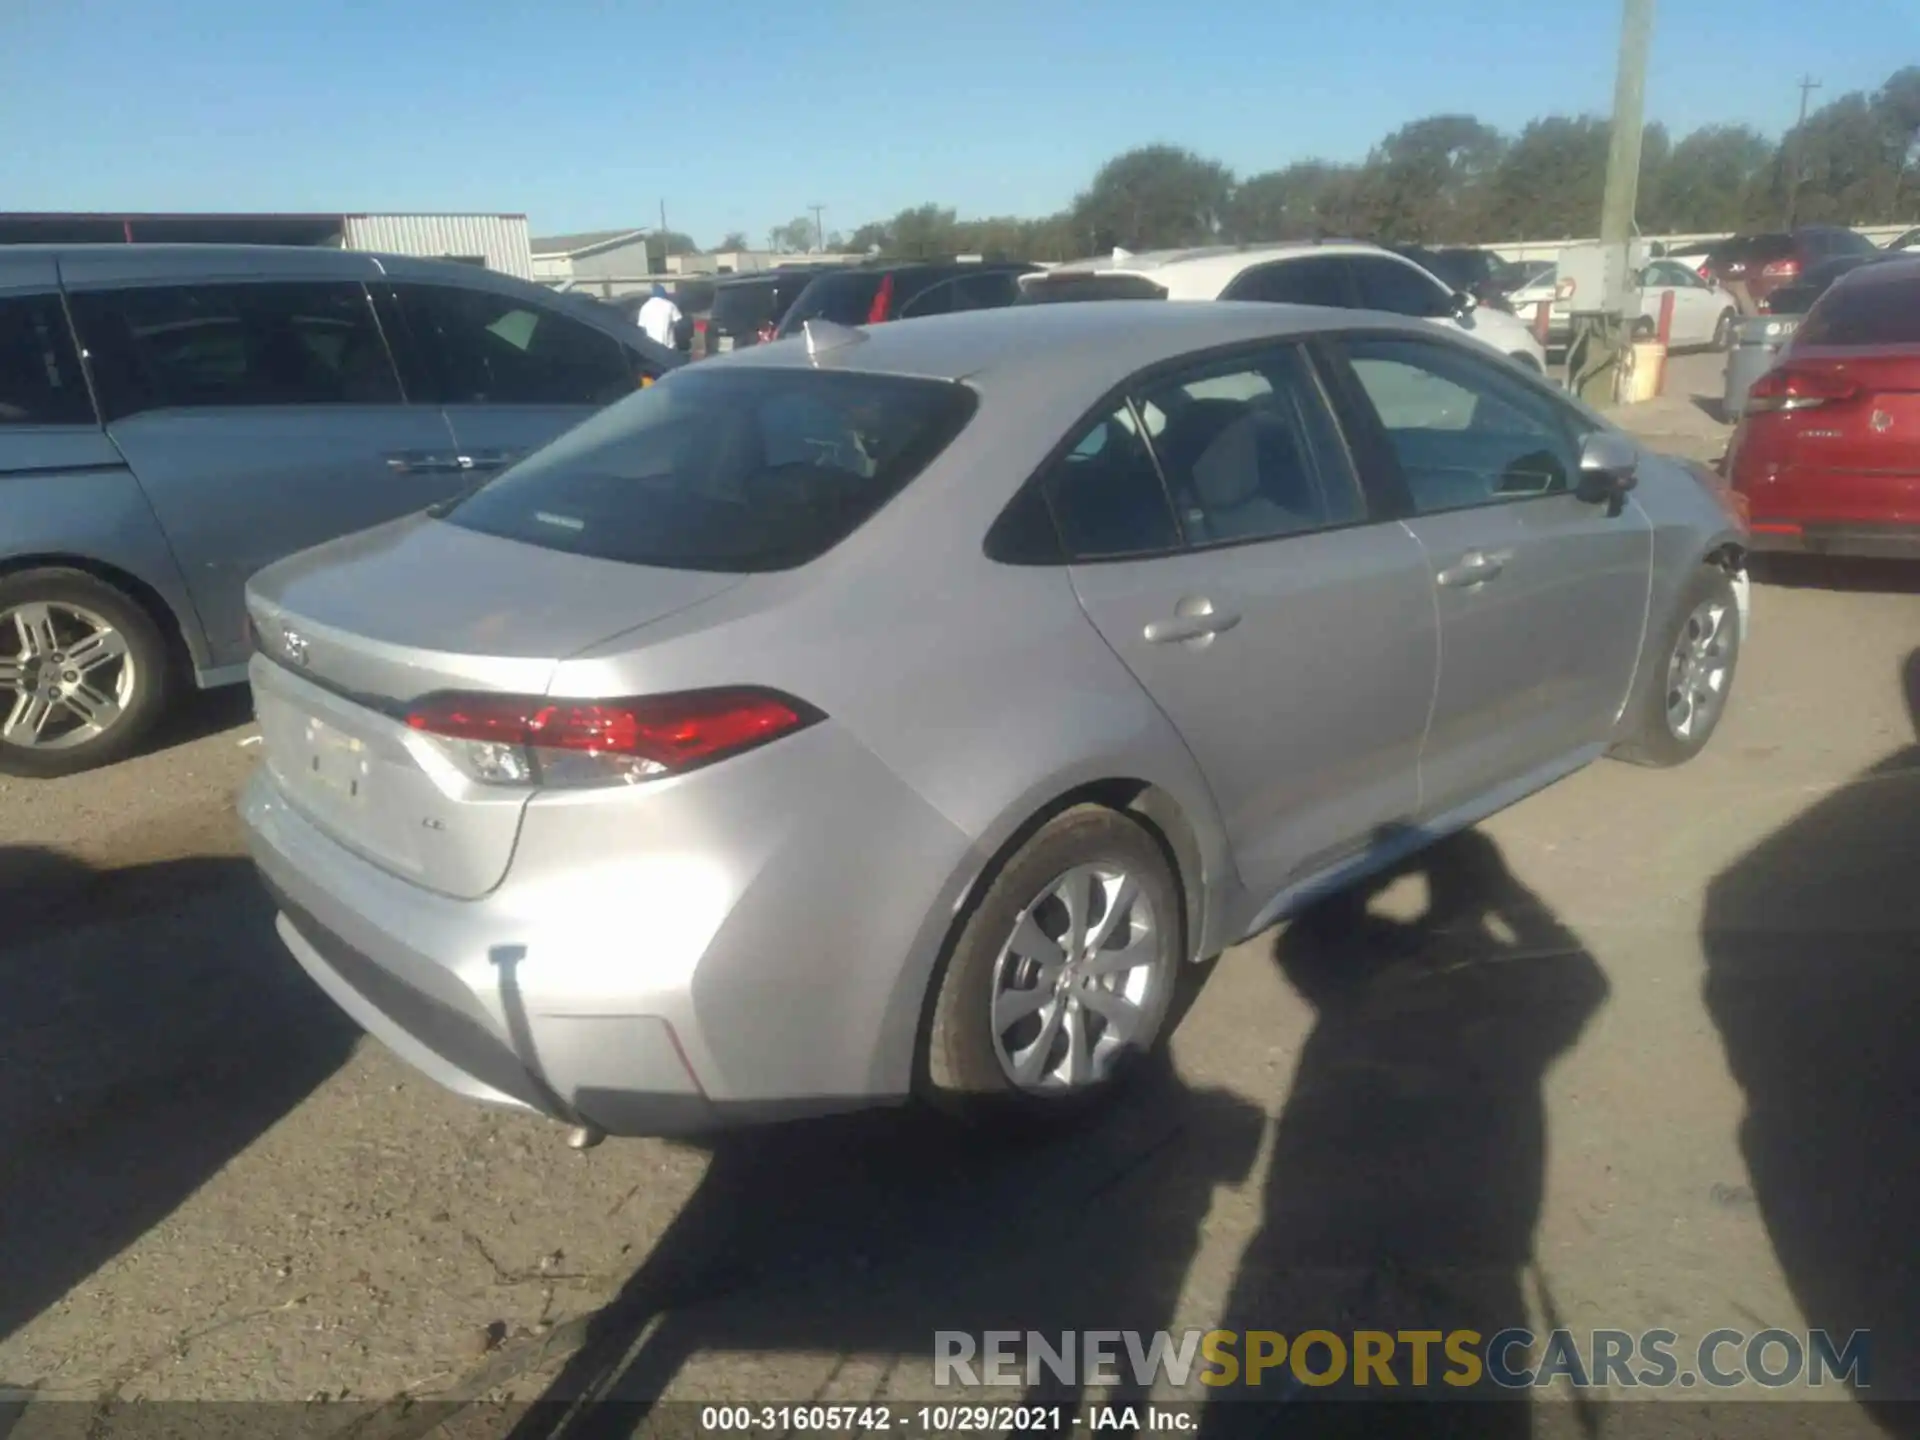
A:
304;716;369;805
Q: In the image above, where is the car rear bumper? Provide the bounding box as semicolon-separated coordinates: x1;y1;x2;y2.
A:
239;721;974;1137
1746;521;1920;559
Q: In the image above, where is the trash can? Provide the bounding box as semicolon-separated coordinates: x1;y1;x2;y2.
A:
1723;315;1801;421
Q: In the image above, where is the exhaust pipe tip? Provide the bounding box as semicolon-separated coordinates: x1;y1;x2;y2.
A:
566;1123;606;1151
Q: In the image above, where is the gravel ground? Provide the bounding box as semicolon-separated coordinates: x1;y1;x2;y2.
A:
3;351;1916;1435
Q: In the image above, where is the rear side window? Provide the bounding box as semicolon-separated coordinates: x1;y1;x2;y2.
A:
69;281;400;418
1794;277;1920;346
0;292;93;426
1133;347;1364;546
1818;229;1879;259
1019;273;1170;304
1225;258;1353;307
777;271;909;332
708;281;782;336
444;368;977;571
1351;256;1452;317
392;283;636;407
1040;402;1182;559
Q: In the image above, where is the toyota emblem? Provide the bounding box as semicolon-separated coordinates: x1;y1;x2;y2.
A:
281;627;310;667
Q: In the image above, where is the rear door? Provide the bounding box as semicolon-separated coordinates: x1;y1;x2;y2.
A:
62;255;459;668
1054;341;1437;908
1327;333;1651;820
379;278;652;484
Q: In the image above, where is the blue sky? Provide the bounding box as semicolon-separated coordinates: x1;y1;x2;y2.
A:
2;0;1913;246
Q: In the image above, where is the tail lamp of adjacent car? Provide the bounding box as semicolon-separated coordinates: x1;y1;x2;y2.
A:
1696;263;1713;282
404;687;823;789
1554;277;1577;303
1743;366;1859;416
1760;258;1801;281
867;274;897;324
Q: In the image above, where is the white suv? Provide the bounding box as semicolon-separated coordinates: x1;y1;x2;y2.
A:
1021;241;1549;374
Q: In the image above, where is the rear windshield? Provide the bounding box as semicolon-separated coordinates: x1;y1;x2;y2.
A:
1794;277;1920;347
1018;273;1170;304
1713;235;1790;267
709;277;812;335
443;367;978;572
776;271;899;332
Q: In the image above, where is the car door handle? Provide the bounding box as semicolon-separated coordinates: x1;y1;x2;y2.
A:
385;450;462;475
1144;604;1242;645
458;448;525;472
1436;550;1512;588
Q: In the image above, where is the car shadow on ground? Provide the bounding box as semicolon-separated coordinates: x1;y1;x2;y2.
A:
1748;555;1920;596
1702;649;1920;1434
142;682;255;758
462;832;1607;1440
1196;829;1609;1440
0;846;358;1353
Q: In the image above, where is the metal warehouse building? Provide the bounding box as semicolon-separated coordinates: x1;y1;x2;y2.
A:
0;212;535;279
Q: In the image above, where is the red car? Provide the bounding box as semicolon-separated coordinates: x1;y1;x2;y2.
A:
1726;257;1920;558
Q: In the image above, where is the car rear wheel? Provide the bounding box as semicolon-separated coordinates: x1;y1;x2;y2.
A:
1633;315;1657;341
920;804;1182;1129
0;568;171;778
1609;564;1741;768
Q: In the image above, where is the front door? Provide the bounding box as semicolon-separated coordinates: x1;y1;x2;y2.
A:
1052;343;1439;908
66;277;463;668
1331;334;1652;820
379;280;651;486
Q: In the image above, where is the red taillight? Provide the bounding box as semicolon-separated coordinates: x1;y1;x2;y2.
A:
695;318;708;333
1697;264;1712;281
1761;259;1800;280
867;274;895;323
406;687;820;787
1744;366;1860;415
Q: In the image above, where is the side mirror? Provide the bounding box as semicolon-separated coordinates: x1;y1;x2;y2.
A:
1576;431;1640;507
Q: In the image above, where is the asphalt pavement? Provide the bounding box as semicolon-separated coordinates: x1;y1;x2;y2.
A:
2;349;1916;1435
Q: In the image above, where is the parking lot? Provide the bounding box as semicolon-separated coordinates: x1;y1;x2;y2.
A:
1;351;1915;1432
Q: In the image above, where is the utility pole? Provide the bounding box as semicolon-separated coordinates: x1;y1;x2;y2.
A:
1784;75;1821;228
1570;0;1655;404
809;204;826;252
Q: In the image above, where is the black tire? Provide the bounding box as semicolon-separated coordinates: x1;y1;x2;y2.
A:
919;804;1183;1130
1633;315;1657;341
1609;564;1741;768
1712;308;1736;352
0;567;172;778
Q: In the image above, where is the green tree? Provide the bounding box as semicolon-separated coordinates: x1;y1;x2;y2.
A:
1225;161;1361;241
1070;144;1235;251
716;230;750;252
768;216;818;253
1644;124;1772;232
1482;115;1611;238
1354;114;1505;241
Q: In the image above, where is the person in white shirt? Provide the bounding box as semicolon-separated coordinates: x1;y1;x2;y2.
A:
635;284;683;350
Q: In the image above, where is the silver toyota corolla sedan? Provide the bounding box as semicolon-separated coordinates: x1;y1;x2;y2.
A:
240;300;1750;1139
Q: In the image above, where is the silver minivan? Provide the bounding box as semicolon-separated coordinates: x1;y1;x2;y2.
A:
0;244;677;776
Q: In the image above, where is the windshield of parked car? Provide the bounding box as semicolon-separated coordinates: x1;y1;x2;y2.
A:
1793;275;1920;347
443;367;977;571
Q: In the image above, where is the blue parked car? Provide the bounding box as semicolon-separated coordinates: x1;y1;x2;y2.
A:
0;244;678;775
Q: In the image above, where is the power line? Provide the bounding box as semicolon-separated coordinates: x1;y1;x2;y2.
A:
1785;75;1822;227
809;204;827;251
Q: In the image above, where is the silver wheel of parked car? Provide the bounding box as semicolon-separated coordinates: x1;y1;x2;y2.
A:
1665;593;1735;742
0;600;137;752
0;568;171;778
921;804;1182;1126
989;862;1163;1092
1712;308;1736;351
1610;563;1742;769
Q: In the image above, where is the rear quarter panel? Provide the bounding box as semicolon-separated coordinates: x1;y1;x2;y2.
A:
0;433;210;672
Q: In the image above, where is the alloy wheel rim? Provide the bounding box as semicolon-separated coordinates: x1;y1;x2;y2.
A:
990;862;1160;1093
1666;597;1732;741
0;601;137;751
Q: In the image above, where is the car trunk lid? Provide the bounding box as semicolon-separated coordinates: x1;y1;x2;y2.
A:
246;516;744;898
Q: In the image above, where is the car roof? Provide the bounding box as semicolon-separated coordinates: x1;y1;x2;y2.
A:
1827;254;1920;291
700;297;1421;388
1038;240;1407;298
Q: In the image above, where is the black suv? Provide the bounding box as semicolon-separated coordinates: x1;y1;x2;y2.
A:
774;260;1041;338
705;267;845;356
1704;227;1879;312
